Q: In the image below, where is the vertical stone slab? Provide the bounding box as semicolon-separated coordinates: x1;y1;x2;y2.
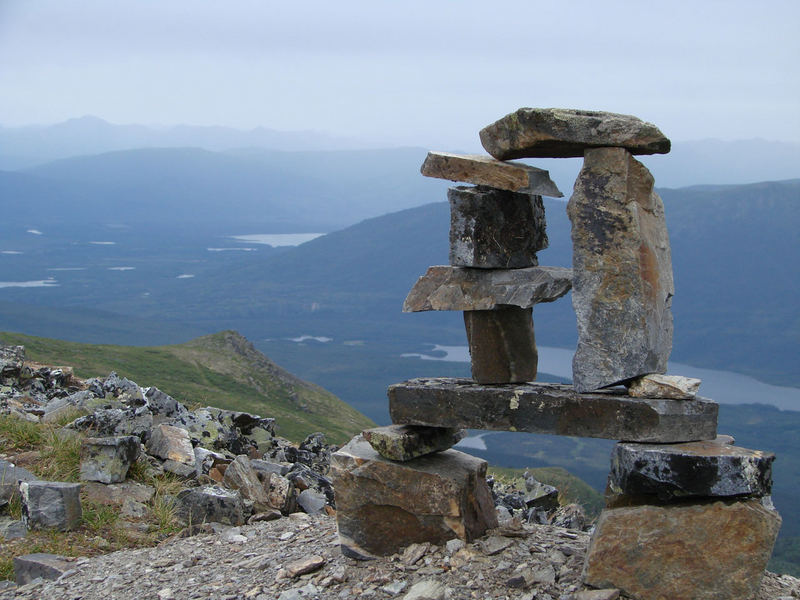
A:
448;186;547;268
568;147;674;392
464;307;537;384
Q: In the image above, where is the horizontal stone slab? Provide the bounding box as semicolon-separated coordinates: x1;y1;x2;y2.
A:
362;425;466;461
420;151;563;197
479;107;671;159
403;265;572;312
388;378;718;443
609;438;774;499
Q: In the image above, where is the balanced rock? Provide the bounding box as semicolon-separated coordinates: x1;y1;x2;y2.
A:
626;373;701;399
568;147;674;392
449;186;546;269
362;425;466;461
464;307;537;384
146;423;194;465
331;434;497;558
609;438;774;499
583;499;781;600
20;481;82;531
80;435;140;484
420;151;563;197
176;485;246;526
389;378;718;443
479;108;670;160
403;265;572;312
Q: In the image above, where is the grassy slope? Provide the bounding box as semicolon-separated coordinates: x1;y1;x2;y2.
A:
0;330;374;445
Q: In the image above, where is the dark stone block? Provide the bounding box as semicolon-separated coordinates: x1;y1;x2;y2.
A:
464;307;537;384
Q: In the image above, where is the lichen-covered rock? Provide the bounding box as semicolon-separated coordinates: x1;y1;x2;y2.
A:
176;485;246;526
568;147;674;392
420;151;563;197
80;435;140;483
449;186;546;269
144;387;188;418
583;499;781;600
362;425;465;461
609;438;774;499
331;435;497;558
480;108;671;159
146;424;194;465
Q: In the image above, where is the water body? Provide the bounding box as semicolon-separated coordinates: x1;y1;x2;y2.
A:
89;241;116;245
207;247;257;252
288;335;333;343
108;267;135;271
231;233;324;247
405;344;800;412
177;274;195;279
1;251;22;255
26;229;43;235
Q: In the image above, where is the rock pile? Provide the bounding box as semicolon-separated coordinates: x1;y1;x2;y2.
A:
0;346;336;547
333;107;783;599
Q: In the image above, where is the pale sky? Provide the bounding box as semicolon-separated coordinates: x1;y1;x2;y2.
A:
1;0;798;149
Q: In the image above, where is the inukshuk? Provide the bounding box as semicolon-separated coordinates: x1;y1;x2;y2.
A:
331;108;781;599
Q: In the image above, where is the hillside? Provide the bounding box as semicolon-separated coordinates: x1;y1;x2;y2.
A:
0;330;373;445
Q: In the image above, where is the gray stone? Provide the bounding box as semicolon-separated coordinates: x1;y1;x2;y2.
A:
572;591;620;600
609;438;774;499
626;373;701;399
267;473;296;514
550;503;586;530
362;425;466;461
331;435;497;558
403;265;572;312
568;147;674;392
82;480;155;506
13;553;75;585
479;107;670;159
0;517;27;540
41;390;94;423
70;407;153;439
524;478;559;512
464;307;537;384
223;455;271;511
19;481;82;531
403;578;446;600
389;378;717;443
146;424;195;465
162;459;197;479
0;345;24;380
481;535;514;555
420;151;563;197
80;435;140;483
449;186;546;269
176;485;246;526
582;499;781;600
144;387;188;418
121;497;149;519
194;446;228;477
0;459;39;485
296;489;327;515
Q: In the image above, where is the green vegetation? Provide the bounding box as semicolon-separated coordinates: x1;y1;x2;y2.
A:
0;330;374;445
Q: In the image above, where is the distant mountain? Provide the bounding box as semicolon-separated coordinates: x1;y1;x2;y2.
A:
0;116;369;168
1;146;447;231
0;330;374;445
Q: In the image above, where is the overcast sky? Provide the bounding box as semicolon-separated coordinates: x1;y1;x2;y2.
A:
1;0;798;149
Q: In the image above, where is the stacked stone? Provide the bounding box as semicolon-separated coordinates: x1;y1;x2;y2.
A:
332;108;781;598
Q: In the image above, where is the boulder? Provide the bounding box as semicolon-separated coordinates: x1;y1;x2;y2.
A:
362;425;466;461
176;485;246;526
70;407;153;439
389;378;718;443
82;480;155;506
296;489;327;515
609;438;774;499
222;455;271;511
80;435;140;483
0;458;39;484
626;374;701;399
448;186;546;269
568;147;674;392
403;265;572;312
331;435;497;558
420;151;563;197
144;387;188;419
0;346;25;381
20;481;82;531
13;553;76;585
146;424;194;465
583;499;781;600
0;517;26;540
479;107;670;159
464;307;537;384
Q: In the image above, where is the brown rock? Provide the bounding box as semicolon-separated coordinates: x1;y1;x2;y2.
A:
362;425;465;461
479;107;670;160
582;499;781;600
222;455;271;511
568;147;674;392
449;186;546;269
331;435;497;558
146;424;194;465
420;151;563;197
389;378;718;443
285;555;326;578
403;265;572;312
464;307;537;384
626;374;701;399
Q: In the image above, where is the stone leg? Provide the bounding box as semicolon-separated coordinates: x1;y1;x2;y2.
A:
464;307;537;384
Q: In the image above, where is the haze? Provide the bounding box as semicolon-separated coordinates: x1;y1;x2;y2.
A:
1;0;798;150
